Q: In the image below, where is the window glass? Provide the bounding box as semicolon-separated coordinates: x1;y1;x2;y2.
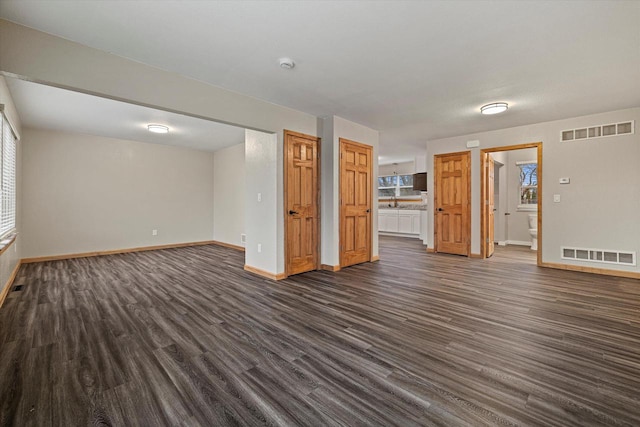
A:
518;162;538;205
378;176;397;187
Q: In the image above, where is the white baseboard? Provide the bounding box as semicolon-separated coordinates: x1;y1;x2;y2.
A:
379;232;420;239
497;241;507;246
506;240;532;247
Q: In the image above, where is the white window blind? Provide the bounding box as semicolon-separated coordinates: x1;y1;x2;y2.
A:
0;113;16;238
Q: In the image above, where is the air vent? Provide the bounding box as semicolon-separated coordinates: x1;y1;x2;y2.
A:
561;247;636;266
561;121;634;142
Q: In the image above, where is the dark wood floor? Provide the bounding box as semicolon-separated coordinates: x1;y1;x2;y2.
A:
1;236;639;426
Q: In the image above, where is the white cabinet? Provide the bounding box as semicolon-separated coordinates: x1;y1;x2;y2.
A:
378;209;421;235
398;212;413;233
378;209;398;232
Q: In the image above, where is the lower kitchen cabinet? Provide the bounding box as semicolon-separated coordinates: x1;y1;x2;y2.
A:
378;209;421;235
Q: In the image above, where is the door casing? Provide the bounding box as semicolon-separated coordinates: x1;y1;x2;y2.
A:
480;142;542;265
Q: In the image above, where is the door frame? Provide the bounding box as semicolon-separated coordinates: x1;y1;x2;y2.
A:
339;137;374;267
480;142;542;265
283;129;321;278
433;150;471;256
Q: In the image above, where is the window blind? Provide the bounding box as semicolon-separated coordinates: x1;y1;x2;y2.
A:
0;113;16;237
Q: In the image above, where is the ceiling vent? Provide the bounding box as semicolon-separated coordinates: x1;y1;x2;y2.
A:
562;247;636;266
561;121;634;142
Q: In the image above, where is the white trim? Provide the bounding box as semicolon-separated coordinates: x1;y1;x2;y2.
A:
515;160;537;166
517;204;537;212
0;105;19;141
506;240;532;247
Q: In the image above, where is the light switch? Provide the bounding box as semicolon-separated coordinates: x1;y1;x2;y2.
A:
553;194;561;203
257;193;262;202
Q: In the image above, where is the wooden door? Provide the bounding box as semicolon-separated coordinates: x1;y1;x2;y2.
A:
340;139;372;267
284;130;319;276
434;151;470;256
485;153;495;257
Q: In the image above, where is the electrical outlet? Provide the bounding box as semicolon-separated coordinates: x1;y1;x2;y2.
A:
240;234;246;244
257;193;262;202
257;243;262;253
152;229;158;236
553;194;561;203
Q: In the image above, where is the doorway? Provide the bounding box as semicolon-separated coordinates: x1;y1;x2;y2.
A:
284;130;320;276
433;151;471;256
480;142;542;265
339;138;373;268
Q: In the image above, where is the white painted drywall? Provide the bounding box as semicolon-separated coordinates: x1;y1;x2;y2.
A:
426;107;640;273
21;128;215;258
379;161;414;176
213;143;245;248
245;130;278;274
1;20;319;277
0;76;21;294
321;116;380;267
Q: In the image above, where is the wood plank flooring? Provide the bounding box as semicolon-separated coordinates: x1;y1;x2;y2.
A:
1;235;639;426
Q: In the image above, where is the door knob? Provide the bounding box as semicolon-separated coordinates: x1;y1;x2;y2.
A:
438;208;444;212
289;210;298;215
366;209;370;213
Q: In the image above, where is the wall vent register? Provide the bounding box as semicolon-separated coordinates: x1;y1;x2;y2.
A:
561;247;636;266
561;121;634;142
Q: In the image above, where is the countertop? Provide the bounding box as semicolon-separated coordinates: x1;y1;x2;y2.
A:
378;203;427;211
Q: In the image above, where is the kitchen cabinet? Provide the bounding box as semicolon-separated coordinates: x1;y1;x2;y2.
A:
378;209;421;235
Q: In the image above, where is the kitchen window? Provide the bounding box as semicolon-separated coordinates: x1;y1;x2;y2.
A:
517;161;537;211
378;174;421;199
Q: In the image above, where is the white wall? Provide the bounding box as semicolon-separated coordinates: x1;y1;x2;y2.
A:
213;143;245;247
21;128;215;258
426;107;640;273
0;76;21;293
321;116;380;267
379;161;414;176
1;19;319;277
245;130;278;273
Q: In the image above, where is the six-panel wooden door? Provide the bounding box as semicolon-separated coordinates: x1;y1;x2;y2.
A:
340;139;372;267
285;130;319;276
434;151;470;256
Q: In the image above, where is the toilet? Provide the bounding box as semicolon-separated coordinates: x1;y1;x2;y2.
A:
528;213;538;251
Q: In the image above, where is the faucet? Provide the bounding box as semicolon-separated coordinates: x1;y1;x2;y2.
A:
388;195;398;208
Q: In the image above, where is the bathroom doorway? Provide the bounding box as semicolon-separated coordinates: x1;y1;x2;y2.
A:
480;142;542;265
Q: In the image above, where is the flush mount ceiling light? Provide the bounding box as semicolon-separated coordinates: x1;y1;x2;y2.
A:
147;124;169;134
481;102;508;115
279;57;295;69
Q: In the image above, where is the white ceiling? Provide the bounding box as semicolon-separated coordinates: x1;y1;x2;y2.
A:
1;1;639;163
6;78;246;152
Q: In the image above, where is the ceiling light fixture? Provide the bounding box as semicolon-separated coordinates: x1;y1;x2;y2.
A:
480;102;508;115
279;57;295;69
147;124;169;134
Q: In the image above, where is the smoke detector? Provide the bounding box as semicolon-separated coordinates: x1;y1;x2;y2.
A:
279;57;295;70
